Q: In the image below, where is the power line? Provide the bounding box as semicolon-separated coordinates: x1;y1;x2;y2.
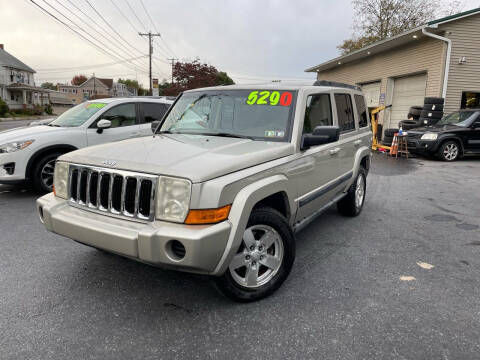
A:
36;56;147;73
53;0;147;72
84;0;146;58
139;32;161;95
167;58;178;84
28;0;147;75
138;0;177;58
124;0;148;33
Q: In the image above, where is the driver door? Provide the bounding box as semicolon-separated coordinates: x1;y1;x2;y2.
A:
87;103;140;146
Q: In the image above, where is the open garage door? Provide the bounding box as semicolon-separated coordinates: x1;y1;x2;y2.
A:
361;82;381;108
390;74;426;127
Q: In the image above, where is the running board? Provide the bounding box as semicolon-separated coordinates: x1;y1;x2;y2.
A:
293;192;347;234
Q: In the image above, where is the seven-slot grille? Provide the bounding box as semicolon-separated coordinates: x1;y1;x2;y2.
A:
68;164;157;221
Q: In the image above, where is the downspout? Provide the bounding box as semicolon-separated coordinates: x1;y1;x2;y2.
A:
422;26;451;99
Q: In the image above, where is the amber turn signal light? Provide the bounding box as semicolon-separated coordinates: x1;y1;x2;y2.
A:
52;184;56;196
185;205;231;225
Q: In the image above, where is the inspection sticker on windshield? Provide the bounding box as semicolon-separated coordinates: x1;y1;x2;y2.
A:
265;130;285;138
86;103;106;109
246;91;293;106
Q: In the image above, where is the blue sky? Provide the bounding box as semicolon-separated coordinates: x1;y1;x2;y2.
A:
0;1;478;87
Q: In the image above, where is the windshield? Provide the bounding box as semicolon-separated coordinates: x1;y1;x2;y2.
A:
50;102;107;127
437;111;478;127
159;90;297;141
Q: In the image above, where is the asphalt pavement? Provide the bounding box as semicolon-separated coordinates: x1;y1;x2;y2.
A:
1;154;479;359
0;119;33;132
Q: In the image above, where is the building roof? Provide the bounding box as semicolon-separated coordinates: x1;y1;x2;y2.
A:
0;47;36;73
7;83;48;92
97;78;113;89
306;7;480;73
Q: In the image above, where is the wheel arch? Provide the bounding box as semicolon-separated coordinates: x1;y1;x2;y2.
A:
26;144;77;179
212;174;292;276
344;146;371;190
437;136;464;155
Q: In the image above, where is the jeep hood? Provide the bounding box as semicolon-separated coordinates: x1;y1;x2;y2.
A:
60;134;294;183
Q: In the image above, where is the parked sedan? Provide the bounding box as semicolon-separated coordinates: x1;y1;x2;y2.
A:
0;97;172;192
407;109;480;161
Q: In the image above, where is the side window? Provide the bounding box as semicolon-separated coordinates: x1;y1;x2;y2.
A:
303;94;333;134
334;94;355;132
142;103;169;123
354;94;368;128
100;103;136;128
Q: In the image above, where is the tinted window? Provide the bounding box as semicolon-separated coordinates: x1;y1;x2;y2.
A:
335;94;355;132
354;94;368;128
143;103;169;123
100;103;136;128
303;94;333;134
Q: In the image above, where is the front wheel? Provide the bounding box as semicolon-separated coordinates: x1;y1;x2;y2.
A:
32;152;62;193
438;141;460;161
214;207;295;302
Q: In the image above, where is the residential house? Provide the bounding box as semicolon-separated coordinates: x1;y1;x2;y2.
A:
0;44;49;110
79;77;113;99
306;8;480;130
57;83;84;104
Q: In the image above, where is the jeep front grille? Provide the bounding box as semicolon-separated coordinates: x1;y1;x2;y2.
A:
68;165;157;221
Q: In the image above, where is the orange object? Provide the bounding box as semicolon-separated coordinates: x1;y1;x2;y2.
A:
185;204;232;225
390;133;398;156
52;184;56;196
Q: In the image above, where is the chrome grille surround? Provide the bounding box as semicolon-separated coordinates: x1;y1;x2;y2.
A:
67;164;158;222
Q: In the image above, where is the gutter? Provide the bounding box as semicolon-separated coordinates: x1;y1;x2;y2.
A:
422;26;451;99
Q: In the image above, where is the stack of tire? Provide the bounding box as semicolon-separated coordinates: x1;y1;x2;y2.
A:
419;97;444;126
398;106;423;130
381;128;397;146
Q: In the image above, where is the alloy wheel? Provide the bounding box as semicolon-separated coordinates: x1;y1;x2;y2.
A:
229;225;284;288
40;159;56;191
355;174;365;209
443;143;458;161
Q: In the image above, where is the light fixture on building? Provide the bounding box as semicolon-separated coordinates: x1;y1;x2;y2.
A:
459;56;467;64
337;61;342;65
367;51;371;55
413;35;418;39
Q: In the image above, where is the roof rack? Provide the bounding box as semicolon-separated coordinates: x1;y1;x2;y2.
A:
314;80;361;91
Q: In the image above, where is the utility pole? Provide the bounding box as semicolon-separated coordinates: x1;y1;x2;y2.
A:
139;32;161;95
167;58;179;84
93;72;95;99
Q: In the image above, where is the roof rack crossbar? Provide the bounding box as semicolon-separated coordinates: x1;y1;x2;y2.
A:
314;80;361;91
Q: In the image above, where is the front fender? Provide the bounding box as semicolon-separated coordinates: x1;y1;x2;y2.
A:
211;174;291;276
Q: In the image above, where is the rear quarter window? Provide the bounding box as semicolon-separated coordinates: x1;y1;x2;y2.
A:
354;94;368;128
334;94;355;132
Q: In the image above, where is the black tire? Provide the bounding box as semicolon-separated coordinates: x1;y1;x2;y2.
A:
438;140;461;162
420;110;443;119
384;128;399;137
337;167;367;217
424;97;444;105
381;136;394;146
423;103;444;112
419;117;441;126
376;123;383;142
214;207;295;302
409;106;423;117
398;120;420;130
32;152;62;193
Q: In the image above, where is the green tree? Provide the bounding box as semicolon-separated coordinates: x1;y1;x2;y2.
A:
117;78;147;96
338;0;464;54
40;82;57;90
216;71;235;86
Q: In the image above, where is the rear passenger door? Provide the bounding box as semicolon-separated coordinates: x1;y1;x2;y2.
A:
139;102;170;136
334;93;357;175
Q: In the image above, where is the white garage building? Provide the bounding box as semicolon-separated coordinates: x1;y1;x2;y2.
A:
305;8;480;130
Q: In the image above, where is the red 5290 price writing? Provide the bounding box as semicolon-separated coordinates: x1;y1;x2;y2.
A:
246;91;293;106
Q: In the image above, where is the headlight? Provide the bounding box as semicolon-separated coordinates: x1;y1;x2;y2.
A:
0;140;34;153
53;161;69;199
421;133;438;140
155;176;191;223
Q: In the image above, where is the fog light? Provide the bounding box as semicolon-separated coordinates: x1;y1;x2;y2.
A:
166;240;186;261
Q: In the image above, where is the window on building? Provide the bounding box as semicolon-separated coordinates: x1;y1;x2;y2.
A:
461;92;480;109
334;94;355;132
142;103;170;123
302;94;333;134
99;103;136;128
354;94;368;128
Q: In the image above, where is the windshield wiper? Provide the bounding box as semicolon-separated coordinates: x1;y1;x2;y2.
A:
48;123;61;127
198;132;255;140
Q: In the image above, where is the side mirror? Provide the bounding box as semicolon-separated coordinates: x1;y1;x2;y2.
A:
301;126;340;151
151;120;161;133
96;119;111;134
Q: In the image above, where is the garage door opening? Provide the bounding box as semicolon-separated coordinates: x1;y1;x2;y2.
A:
389;74;426;128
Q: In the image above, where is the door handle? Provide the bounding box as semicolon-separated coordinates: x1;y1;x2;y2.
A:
354;140;362;146
329;147;340;155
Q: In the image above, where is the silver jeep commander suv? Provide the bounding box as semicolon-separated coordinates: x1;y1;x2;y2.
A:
37;82;372;302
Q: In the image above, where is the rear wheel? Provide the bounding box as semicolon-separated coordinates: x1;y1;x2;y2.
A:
439;141;460;161
337;167;367;217
214;207;295;302
32;152;62;193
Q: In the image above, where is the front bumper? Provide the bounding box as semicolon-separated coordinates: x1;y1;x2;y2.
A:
407;138;439;154
0;151;27;182
37;193;232;275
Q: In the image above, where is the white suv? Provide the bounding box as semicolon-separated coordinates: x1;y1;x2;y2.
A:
0;97;172;192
